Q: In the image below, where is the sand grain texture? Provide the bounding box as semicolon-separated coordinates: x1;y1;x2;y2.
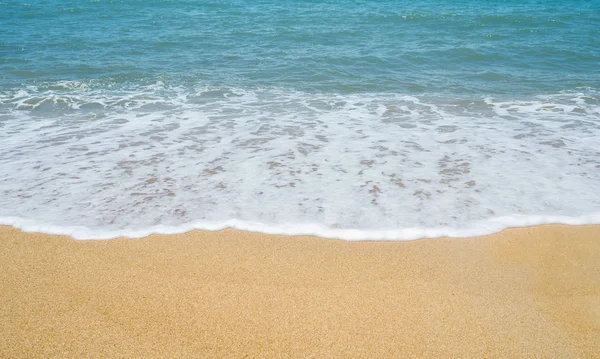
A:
1;225;599;358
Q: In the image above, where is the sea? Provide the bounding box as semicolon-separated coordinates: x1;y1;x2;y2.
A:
1;0;599;240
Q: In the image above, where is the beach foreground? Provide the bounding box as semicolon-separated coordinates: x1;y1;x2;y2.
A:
1;225;599;358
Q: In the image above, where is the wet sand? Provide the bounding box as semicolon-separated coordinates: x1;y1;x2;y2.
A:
1;224;599;358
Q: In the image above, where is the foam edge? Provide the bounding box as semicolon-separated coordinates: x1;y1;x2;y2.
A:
2;214;600;241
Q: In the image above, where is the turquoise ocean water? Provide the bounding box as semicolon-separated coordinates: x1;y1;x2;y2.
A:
1;0;599;239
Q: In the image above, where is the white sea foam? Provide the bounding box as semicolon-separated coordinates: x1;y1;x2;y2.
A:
2;213;600;240
1;83;599;240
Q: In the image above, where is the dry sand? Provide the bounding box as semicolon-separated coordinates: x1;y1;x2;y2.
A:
1;224;599;358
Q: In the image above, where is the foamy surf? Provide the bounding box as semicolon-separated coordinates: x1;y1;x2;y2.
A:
2;214;600;241
1;83;599;240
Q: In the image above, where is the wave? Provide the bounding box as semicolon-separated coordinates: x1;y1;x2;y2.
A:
3;214;600;241
1;83;600;240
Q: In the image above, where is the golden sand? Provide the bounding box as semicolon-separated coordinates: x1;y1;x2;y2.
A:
1;225;599;358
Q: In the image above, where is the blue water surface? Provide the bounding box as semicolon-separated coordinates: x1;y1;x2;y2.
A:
2;0;599;95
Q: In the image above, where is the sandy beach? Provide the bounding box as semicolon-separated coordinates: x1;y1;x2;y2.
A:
1;225;599;358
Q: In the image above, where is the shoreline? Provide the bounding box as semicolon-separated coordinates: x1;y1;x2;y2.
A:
1;224;599;357
3;215;600;240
